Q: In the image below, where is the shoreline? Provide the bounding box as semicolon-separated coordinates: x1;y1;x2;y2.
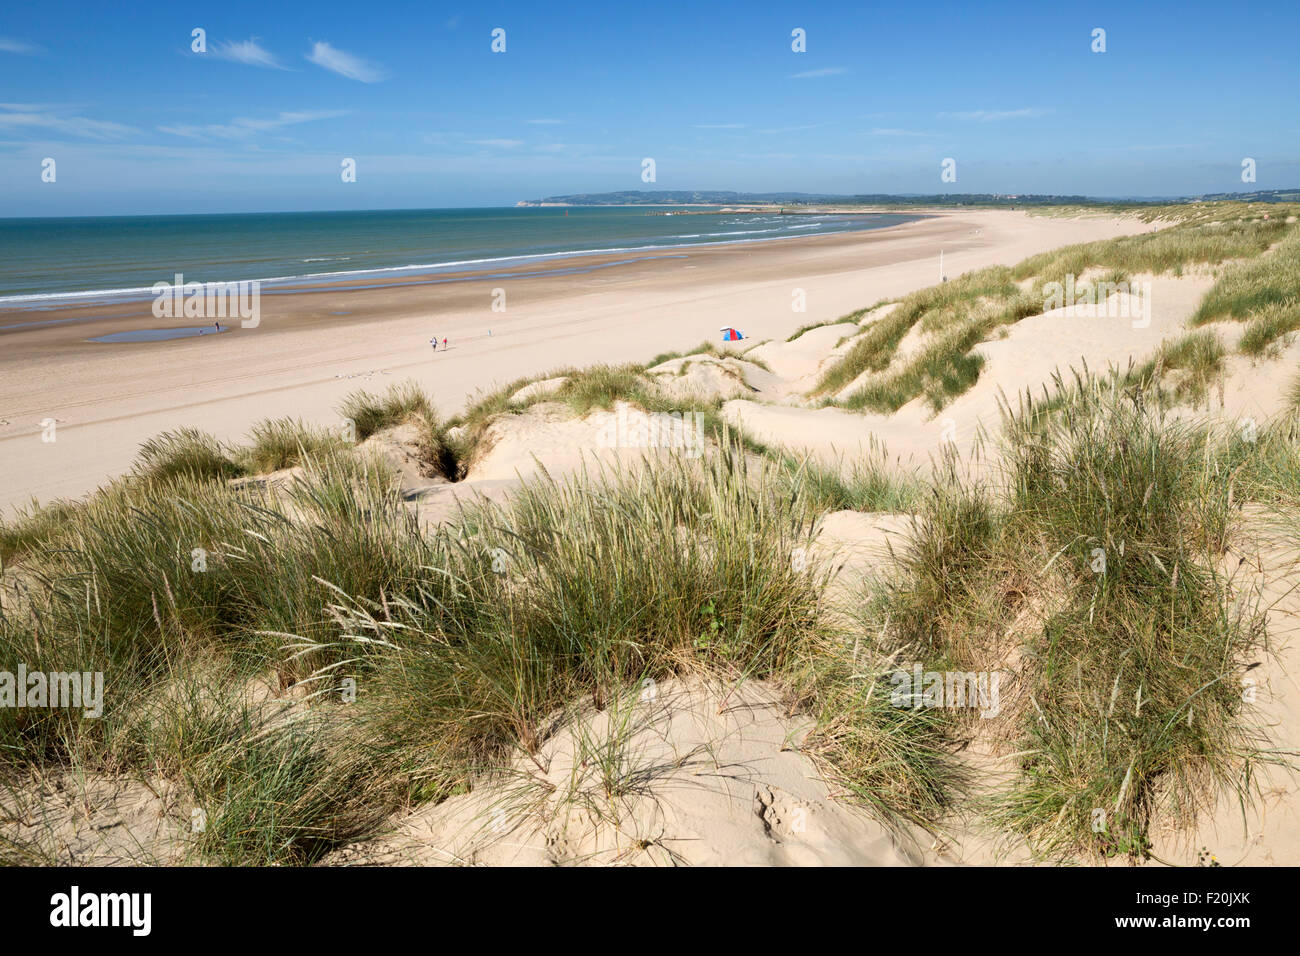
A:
0;209;1150;513
0;209;920;311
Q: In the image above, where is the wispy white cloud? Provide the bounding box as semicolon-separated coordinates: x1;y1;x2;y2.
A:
693;123;747;129
1116;143;1203;152
759;122;830;135
870;127;928;137
526;118;565;125
419;130;461;146
0;102;68;112
158;110;348;140
305;41;388;82
471;138;524;148
0;105;134;139
790;67;848;79
938;108;1050;121
238;110;349;130
0;36;42;55
211;38;286;70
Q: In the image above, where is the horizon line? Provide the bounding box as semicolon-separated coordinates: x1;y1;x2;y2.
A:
4;188;1298;222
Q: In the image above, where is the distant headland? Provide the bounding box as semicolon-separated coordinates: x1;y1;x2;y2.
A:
517;188;1300;208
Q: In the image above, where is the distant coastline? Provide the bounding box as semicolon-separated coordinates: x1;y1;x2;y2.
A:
517;187;1300;207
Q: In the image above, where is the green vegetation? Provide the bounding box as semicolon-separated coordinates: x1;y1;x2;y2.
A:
1157;330;1226;403
815;210;1298;414
774;448;926;519
132;427;242;485
0;499;82;564
240;417;346;473
1189;226;1300;356
4;202;1296;867
645;339;721;367
993;383;1267;856
8;361;1281;863
0;383;462;571
338;381;438;441
1012;215;1287;288
442;344;775;470
862;374;1273;858
0;438;952;862
814;305;915;396
1237;301;1300;356
815;268;1038;411
1197;414;1300;525
1193;228;1300;324
786;311;866;343
848;321;988;414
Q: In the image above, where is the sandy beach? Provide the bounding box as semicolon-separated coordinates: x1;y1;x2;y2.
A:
0;209;1147;513
10;204;1300;874
9;0;1300;902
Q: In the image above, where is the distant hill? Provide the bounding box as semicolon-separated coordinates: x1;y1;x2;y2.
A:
1198;189;1300;203
519;188;1300;207
516;190;843;206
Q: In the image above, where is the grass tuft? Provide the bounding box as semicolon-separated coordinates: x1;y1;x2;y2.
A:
339;381;437;441
132;428;242;484
241;418;346;473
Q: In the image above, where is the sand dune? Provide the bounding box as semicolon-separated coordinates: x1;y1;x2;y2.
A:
6;208;1299;868
0;210;1150;514
720;273;1258;470
327;679;927;867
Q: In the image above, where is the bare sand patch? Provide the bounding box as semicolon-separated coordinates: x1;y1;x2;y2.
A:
325;678;926;867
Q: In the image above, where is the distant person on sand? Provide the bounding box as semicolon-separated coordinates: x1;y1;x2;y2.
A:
442;337;448;350
430;336;437;350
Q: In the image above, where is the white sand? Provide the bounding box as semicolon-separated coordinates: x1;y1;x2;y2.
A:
326;678;927;867
720;274;1255;471
9;208;1300;867
1;210;1150;513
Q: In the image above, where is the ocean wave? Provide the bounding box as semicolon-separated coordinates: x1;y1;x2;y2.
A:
0;215;911;307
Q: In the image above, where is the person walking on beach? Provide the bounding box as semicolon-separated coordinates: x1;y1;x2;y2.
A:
442;337;448;350
430;335;438;350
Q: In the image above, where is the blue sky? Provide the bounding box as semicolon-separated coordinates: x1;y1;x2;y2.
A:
2;0;1298;215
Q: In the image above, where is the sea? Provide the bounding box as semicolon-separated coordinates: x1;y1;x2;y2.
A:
0;207;920;308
